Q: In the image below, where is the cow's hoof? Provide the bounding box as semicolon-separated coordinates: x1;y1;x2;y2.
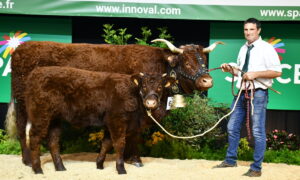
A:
33;168;44;174
97;164;104;169
125;157;143;167
22;158;32;167
23;161;32;167
117;169;127;174
56;165;66;171
132;162;144;167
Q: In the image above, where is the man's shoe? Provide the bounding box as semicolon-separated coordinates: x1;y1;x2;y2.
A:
213;161;237;168
243;169;262;177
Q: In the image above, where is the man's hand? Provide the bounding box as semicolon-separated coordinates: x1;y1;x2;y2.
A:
242;72;257;80
220;63;232;73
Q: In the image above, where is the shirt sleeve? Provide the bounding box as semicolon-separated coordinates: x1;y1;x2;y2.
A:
264;45;282;72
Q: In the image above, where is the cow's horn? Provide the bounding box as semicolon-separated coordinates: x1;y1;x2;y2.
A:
151;39;183;54
203;41;225;53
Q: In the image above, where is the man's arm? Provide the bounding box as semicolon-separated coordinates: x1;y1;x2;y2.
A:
243;70;282;81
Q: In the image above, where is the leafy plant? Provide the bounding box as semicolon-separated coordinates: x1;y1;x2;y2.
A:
161;92;230;151
101;24;132;45
150;27;174;48
266;129;300;150
145;136;199;159
0;129;46;154
101;24;174;48
0;129;21;154
237;137;253;160
264;149;300;165
60;124;103;154
135;26;152;45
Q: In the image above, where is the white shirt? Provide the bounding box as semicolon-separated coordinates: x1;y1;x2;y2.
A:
235;36;282;89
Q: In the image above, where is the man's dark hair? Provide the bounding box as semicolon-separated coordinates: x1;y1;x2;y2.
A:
244;18;261;29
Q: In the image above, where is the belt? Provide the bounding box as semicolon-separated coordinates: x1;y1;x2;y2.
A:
241;88;267;93
255;88;267;91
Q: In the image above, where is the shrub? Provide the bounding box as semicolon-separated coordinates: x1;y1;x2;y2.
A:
101;24;173;48
264;149;300;165
101;24;132;45
150;27;174;48
161;92;230;151
145;136;200;159
0;129;21;154
266;129;300;151
237;137;253;160
60;124;103;154
134;26;152;46
0;129;47;154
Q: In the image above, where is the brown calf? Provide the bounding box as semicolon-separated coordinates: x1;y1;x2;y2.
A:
25;66;174;174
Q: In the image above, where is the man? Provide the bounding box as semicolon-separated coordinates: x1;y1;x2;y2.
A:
215;18;282;177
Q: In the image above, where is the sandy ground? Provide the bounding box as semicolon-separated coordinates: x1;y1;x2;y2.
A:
1;153;299;180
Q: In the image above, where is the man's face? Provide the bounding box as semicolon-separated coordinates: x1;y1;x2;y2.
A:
244;23;261;44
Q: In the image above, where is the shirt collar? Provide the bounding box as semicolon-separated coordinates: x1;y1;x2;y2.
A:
245;36;262;47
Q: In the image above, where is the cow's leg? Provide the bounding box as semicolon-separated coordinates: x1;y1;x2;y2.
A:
96;131;112;169
107;121;127;174
16;101;31;166
47;120;66;171
124;133;143;167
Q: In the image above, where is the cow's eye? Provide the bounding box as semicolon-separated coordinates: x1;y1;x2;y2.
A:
185;62;191;68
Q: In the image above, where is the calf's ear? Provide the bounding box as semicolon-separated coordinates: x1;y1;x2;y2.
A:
131;73;141;86
164;76;176;88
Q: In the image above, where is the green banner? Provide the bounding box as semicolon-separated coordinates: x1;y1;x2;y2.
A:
0;0;300;21
0;16;71;103
208;22;300;110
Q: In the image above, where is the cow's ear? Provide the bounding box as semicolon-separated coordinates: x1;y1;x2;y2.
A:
167;55;179;67
164;76;176;88
131;73;141;86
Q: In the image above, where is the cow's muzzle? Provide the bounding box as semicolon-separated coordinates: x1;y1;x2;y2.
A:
195;74;213;90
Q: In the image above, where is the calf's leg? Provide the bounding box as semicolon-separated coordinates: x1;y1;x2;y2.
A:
30;129;44;174
47;121;66;171
107;122;127;174
124;133;143;167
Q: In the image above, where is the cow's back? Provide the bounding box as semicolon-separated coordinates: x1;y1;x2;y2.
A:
12;41;168;100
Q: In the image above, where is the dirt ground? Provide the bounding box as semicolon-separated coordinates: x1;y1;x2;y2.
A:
1;152;299;180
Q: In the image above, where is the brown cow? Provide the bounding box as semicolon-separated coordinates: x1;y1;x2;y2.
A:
25;66;175;174
8;39;223;167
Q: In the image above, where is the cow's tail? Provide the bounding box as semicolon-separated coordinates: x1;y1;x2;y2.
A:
25;122;31;148
5;98;17;139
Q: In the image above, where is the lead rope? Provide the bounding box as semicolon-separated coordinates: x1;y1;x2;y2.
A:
146;87;243;139
147;65;279;139
243;80;255;140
